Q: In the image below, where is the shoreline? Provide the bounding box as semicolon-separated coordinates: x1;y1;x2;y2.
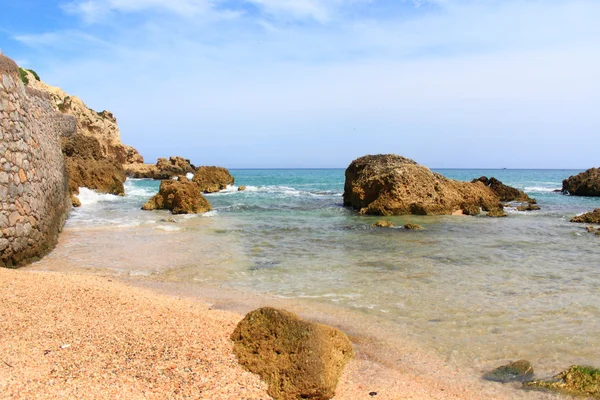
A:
8;264;568;399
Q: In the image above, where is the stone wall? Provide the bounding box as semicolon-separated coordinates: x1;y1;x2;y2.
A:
0;55;74;268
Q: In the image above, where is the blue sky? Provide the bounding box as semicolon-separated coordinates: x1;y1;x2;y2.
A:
2;0;599;168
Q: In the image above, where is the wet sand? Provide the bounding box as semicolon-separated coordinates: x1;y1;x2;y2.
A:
1;266;569;399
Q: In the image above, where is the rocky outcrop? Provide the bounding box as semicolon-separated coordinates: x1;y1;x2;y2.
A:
62;133;126;196
343;155;501;216
193;166;234;193
142;178;211;214
517;204;541;212
562;168;600;196
1;55;73;268
231;307;353;400
525;365;600;397
484;360;534;383
571;209;600;224
124;156;195;179
373;220;395;228
20;69;143;166
472;176;533;203
404;223;423;230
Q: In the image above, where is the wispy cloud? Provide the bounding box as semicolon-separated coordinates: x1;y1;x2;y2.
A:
9;0;600;167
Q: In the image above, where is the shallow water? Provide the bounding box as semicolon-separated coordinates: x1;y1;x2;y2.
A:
32;169;600;381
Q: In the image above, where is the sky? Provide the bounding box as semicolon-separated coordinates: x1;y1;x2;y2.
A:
1;0;599;168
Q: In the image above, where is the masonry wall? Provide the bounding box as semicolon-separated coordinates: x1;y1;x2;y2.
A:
0;55;74;268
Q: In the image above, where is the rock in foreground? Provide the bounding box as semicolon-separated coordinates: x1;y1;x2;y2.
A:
231;307;354;400
571;209;600;224
193;166;234;193
343;155;500;216
525;365;600;397
142;179;211;214
562;168;600;196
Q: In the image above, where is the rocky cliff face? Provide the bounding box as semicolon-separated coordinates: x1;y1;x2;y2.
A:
0;55;73;267
20;69;143;165
343;154;502;216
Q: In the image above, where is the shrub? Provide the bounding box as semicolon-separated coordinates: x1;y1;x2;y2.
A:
18;67;29;85
26;68;40;81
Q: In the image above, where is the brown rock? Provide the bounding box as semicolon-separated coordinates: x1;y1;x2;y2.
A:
562;168;600;196
231;307;353;400
142;180;211;214
343;154;500;216
238;186;247;191
517;204;541;212
461;203;481;216
571;209;600;224
193;166;235;193
373;220;395;228
71;195;81;208
124;156;194;179
403;223;423;230
487;209;508;218
472;176;532;202
525;365;600;397
586;226;595;233
62;134;126;196
484;360;534;383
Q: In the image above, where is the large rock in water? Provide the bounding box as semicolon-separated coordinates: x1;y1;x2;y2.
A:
62;133;126;196
571;209;600;224
562;168;600;196
231;307;354;400
343;154;500;215
472;176;532;202
124;156;195;179
142;178;211;214
525;365;600;397
192;166;234;193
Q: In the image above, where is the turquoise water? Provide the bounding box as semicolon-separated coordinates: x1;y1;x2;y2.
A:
51;169;600;377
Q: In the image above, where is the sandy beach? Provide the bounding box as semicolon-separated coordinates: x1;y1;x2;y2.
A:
0;267;569;399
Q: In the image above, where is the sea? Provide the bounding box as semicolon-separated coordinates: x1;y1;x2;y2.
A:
31;168;600;387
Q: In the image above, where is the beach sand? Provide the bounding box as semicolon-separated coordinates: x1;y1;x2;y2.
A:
1;268;568;399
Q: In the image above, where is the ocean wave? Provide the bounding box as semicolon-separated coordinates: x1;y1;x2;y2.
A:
76;188;122;206
154;225;181;232
202;210;219;217
525;186;562;193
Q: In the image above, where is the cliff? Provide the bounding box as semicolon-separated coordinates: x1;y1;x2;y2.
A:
20;69;143;165
0;55;74;267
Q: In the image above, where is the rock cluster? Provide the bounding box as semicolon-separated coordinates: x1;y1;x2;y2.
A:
571;209;600;224
124;156;195;179
231;307;353;400
525;365;600;397
343;154;502;216
142;178;211;214
193;166;235;193
1;55;72;267
562;168;600;196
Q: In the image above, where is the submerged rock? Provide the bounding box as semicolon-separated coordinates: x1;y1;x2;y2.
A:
71;195;81;208
571;209;600;224
343;154;500;216
562;168;600;196
460;204;481;216
472;177;533;203
231;307;353;400
586;226;595;233
517;204;541;212
403;223;423;230
193;166;235;193
238;185;247;191
487;209;508;218
373;220;395;228
484;360;534;383
142;180;211;214
525;365;600;397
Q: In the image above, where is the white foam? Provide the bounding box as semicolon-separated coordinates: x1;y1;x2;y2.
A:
75;188;121;206
525;186;561;193
202;210;219;217
186;172;194;180
154;225;181;232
